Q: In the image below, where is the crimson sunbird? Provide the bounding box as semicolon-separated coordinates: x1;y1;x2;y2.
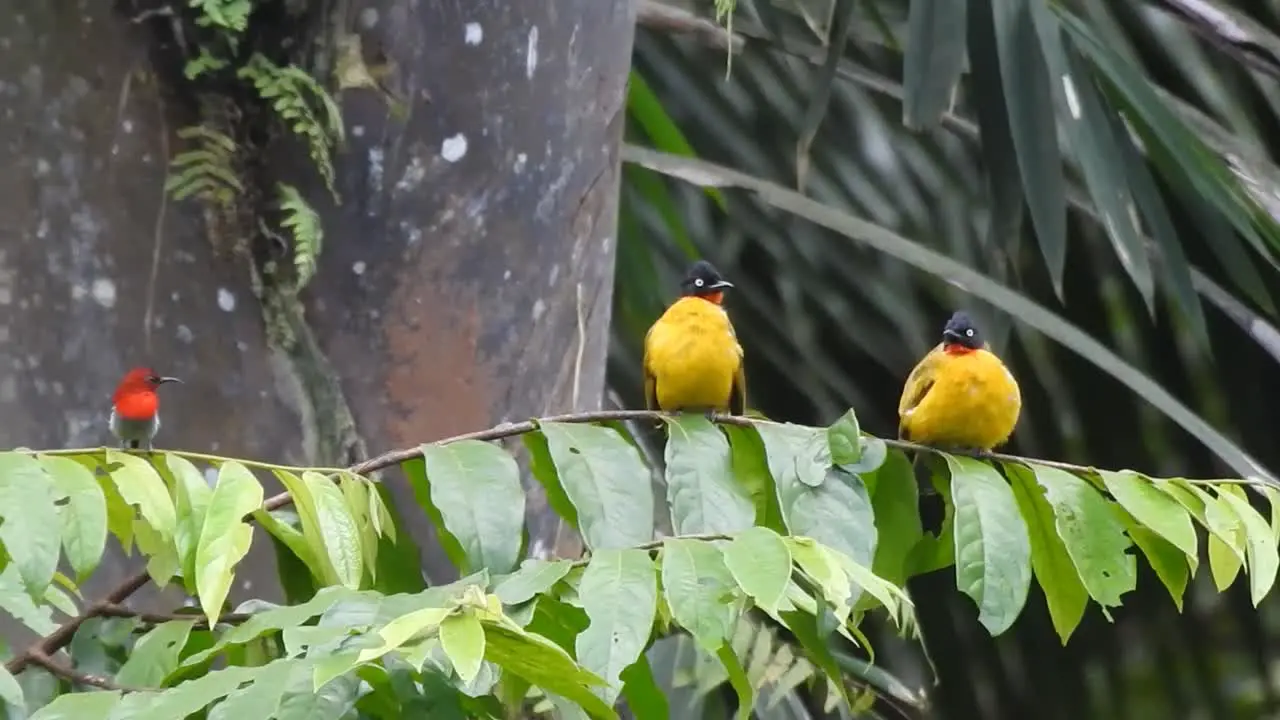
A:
897;311;1021;452
643;260;747;415
109;367;182;451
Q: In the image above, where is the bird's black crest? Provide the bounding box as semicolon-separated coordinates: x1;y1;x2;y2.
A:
680;260;732;296
942;310;983;349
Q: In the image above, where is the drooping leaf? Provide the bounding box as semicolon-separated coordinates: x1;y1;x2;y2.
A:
440;610;486;686
0;453;61;597
576;549;658;705
716;642;754;720
865;449;923;589
1216;485;1280;605
338;474;379;585
0;665;22;712
105;450;178;541
619;654;670;720
755;422;876;602
723;425;785;533
166;455;214;589
196;461;264;625
779;608;850;708
1121;514;1190;612
275;661;360;720
536;423;654;550
1007;464;1088;643
1098;470;1197;570
116;620;196;687
661;538;739;651
143;664;260;718
902;0;968;129
302;470;363;589
664;416;755;535
313;605;453;688
38;454;107;582
183;587;361;667
482;620;614;719
949;456;1031;635
271;469;341;585
0;565;56;635
723;527;792;614
1029;464;1136;613
494;559;574;606
419;440;525;575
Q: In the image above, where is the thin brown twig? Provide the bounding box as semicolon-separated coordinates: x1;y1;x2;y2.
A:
7;410;1265;678
97;604;252;627
26;649;144;692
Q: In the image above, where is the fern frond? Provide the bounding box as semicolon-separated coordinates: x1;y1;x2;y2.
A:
277;183;323;290
165;125;242;205
189;0;253;33
184;48;230;80
240;55;344;200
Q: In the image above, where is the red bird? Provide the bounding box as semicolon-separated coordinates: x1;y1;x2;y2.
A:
109;368;181;451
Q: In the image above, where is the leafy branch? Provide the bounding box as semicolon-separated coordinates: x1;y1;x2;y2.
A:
3;408;1276;717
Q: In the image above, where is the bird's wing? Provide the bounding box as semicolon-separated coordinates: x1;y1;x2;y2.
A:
730;356;747;416
897;345;943;436
642;320;659;411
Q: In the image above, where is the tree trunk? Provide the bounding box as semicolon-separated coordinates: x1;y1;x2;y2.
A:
0;0;634;646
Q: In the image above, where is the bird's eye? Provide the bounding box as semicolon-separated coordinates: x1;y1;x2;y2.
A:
694;278;705;287
965;328;974;337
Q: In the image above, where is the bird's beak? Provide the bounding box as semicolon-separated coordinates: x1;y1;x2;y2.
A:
942;329;964;344
709;280;734;290
157;377;183;385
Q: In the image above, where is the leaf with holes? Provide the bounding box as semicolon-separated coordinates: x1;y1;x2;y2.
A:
949;456;1031;635
0;453;62;596
38;454;106;582
1007;463;1086;643
661;538;738;651
576;549;658;705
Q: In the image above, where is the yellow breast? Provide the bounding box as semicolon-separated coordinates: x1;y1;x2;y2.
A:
900;348;1021;451
644;298;742;412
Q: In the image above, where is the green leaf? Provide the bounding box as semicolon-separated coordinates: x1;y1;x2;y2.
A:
271;469;336;582
1007;464;1088;643
663;416;755;535
482;620;614;719
865;450;923;588
1097;470;1197;571
1157;481;1245;563
276;662;361;720
724;426;785;532
786;536;852;619
167;455;214;589
576;548;658;705
0;565;55;635
619;654;670;720
419;440;525;575
0;453;61;597
143;664;259;718
1029;464;1136;613
116;619;196;687
1216;486;1280;606
825;409;862;466
1122;516;1190;612
779;608;849;708
196;461;264;625
38;455;107;582
440;609;487;686
184;587;358;668
402;459;468;571
105;450;178;541
537;423;654;550
0;665;23;711
302;470;363;588
723;527;792;614
661;538;738;651
314;605;452;688
949;456;1031;635
256;509;326;585
494;559;574;606
29;691;122;720
1209;531;1242;591
339;474;379;585
902;0;967;129
715;643;754;720
990;0;1067;295
756;423;876;600
208;658;296;720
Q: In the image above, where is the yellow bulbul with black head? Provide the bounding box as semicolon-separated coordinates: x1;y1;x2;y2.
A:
898;311;1021;452
643;260;746;415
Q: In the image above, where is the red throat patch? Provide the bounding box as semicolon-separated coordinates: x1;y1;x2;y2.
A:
700;291;725;305
114;391;159;421
943;343;975;356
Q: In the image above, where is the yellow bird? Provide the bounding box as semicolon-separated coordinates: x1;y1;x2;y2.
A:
643;260;746;415
898;311;1021;452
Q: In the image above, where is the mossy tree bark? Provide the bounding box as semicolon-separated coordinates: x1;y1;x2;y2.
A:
0;0;634;644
